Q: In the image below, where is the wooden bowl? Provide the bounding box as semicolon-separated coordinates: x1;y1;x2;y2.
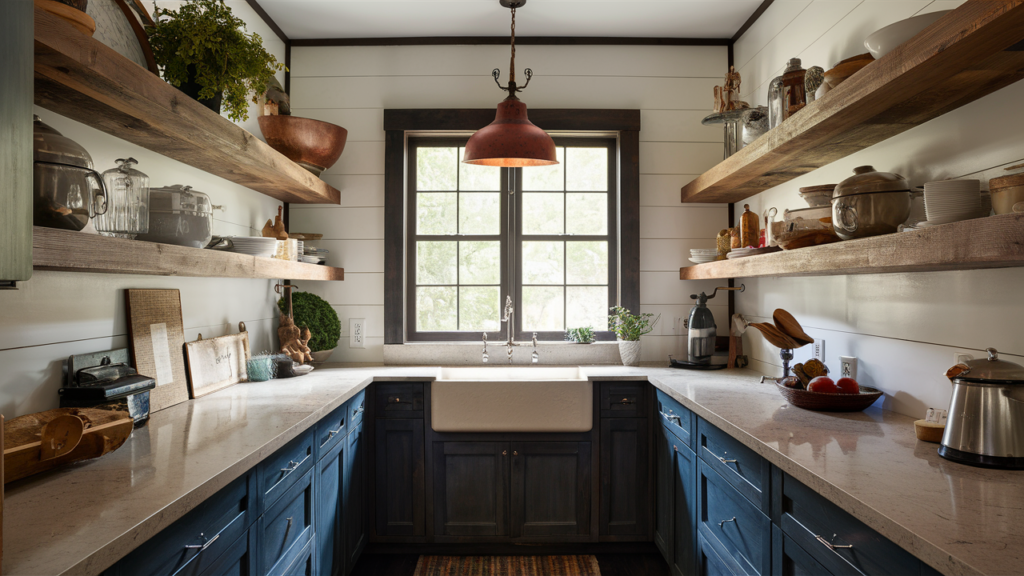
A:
258;115;348;176
775;382;883;412
914;420;945;443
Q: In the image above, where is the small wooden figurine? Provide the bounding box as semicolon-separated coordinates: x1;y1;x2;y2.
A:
262;206;289;240
713;66;750;112
278;314;313;364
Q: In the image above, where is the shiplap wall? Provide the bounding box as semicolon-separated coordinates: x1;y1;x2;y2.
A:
0;2;285;418
729;0;1024;418
288;44;732;363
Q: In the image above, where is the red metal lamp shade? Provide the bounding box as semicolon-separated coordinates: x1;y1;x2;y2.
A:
463;97;558;167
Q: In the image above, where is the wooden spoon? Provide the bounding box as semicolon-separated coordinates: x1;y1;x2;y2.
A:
749;322;800;350
772;309;814;347
39;414;84;461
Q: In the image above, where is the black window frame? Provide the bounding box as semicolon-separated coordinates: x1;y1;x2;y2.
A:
383;109;641;346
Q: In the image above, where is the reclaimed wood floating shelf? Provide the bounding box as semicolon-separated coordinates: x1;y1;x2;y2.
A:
32;7;340;205
680;2;1024;204
33;227;345;281
679;214;1024;280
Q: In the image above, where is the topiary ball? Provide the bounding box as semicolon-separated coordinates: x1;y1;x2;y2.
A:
277;292;340;353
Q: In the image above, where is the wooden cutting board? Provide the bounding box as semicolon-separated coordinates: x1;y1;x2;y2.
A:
184;329;250;399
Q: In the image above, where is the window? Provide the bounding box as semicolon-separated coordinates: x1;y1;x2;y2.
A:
406;137;617;341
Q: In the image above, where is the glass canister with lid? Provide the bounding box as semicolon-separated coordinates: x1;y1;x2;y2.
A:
136;185;224;248
95;157;150;238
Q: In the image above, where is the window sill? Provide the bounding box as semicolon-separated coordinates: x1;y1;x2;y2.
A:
384;341;623;366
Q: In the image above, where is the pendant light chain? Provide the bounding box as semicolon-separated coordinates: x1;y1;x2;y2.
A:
509;5;516;84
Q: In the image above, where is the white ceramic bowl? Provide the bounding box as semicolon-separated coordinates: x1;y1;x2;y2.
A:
864;11;950;59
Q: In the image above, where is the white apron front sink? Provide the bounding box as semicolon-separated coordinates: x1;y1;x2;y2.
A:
431;366;592;433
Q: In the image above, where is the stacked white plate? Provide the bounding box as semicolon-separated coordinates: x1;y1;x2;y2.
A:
300;255;321;264
923;180;981;225
726;247;758;259
689;248;718;265
228;236;278;258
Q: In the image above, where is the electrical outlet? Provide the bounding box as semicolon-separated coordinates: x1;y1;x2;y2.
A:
813;339;825;361
350;318;366;349
954;352;974;365
839;356;858;380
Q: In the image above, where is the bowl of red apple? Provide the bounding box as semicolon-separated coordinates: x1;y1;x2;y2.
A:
776;372;883;412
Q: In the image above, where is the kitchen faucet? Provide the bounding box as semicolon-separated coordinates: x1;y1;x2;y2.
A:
483;295;538;364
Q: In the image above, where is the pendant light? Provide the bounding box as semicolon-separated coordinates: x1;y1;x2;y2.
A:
463;0;558;167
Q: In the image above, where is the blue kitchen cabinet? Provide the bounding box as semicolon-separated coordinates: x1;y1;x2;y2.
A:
316;422;348;576
670;428;697;576
316;395;368;576
655;391;697;575
344;419;368;569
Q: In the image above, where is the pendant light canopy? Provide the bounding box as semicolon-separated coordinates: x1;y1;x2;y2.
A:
463;0;558;167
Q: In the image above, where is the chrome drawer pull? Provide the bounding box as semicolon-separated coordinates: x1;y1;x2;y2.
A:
706;448;737;464
354;405;364;414
718;517;736;528
661;411;682;426
184;533;219;551
815;534;853;551
281;460;300;473
328;426;343;438
673;445;678;452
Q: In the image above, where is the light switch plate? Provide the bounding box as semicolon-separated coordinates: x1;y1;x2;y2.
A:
350;318;365;349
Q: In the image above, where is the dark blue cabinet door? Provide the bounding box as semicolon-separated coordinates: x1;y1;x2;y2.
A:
200;529;258;576
375;418;426;536
600;418;649;537
698;531;744;576
697;460;770;576
671;431;696;576
344;420;367;573
654;422;675;565
261;468;315;576
316;431;346;576
433;441;510;537
772;524;832;576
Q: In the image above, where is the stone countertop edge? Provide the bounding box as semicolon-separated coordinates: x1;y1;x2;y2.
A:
1;364;1004;576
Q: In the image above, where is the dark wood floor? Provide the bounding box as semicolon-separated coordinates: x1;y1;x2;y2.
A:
350;552;670;576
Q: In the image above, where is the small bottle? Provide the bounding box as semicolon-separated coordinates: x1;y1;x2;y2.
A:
740;204;760;248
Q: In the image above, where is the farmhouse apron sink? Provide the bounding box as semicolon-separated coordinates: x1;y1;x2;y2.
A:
431;366;593;433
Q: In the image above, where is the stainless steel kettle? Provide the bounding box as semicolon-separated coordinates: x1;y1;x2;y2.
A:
940;348;1024;469
687;285;744;364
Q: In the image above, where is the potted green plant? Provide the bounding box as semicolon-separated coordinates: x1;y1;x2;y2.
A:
147;0;284;121
278;292;341;363
565;326;595;344
608;306;659;366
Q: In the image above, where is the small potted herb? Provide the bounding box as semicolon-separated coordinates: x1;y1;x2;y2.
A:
148;0;285;121
609;306;659;366
565;326;595;344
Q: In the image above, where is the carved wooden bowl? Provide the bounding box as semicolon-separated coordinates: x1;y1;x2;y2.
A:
258;115;348;176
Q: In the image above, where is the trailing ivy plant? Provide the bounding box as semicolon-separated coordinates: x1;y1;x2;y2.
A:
148;0;285;122
277;292;340;353
608;306;659;341
565;326;595;344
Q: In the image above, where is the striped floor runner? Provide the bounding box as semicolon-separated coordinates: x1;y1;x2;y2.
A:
413;555;601;576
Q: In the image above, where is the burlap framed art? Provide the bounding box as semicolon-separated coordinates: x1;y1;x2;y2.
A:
125;288;190;412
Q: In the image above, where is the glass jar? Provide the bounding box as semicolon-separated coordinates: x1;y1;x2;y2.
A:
96;157;149;238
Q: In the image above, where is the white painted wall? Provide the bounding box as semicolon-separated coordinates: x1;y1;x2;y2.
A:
729;0;1024;418
0;2;286;418
287;44;732;363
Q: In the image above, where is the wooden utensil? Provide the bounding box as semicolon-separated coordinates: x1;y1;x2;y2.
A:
749;322;800;349
38;415;84;461
772;309;814;347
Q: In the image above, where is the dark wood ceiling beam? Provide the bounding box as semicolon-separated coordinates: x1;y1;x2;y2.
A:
244;0;289;43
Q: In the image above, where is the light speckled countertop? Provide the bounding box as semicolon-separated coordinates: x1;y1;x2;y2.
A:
4;365;1021;576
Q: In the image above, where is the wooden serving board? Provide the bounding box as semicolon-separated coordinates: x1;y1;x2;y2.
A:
3;407;133;484
184;331;250;399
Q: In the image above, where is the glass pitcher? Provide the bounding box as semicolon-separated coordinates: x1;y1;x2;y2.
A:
96;157;150;238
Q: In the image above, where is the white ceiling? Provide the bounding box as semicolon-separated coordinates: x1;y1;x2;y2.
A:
256;0;764;40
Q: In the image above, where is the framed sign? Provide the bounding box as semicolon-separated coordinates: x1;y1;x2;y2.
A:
125;289;190;413
184;328;250;399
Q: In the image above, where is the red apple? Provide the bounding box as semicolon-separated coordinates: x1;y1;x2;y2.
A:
808;376;837;394
836;377;860;394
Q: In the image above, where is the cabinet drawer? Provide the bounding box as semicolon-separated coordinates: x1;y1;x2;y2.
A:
198;528;258;576
779;473;920;576
261;468;315;576
260;429;315;512
375;383;424;419
698;530;745;576
772;524;831;576
120;469;257;576
656;390;693;448
697;460;770;576
316;401;349;460
600;382;646;417
697;418;770;512
280;537;314;576
348;389;366;428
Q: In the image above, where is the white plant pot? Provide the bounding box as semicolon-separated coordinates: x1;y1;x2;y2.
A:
310;348;336;364
618;340;641;366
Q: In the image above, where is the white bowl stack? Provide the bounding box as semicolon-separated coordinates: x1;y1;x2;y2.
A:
689;248;718;265
228;236;278;258
726;247;759;259
923;180;982;225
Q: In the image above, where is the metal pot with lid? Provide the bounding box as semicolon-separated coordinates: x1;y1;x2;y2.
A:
831;165;911;240
135;185;225;249
33;115;107;231
940;348;1024;469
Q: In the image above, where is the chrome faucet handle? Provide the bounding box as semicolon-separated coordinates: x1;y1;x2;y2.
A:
532;332;537;346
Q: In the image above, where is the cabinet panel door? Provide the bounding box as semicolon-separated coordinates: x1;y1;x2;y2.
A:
697;460;770;576
600;418;649;537
374;418;425;536
510;442;591;537
671;436;696;576
654;422;675;565
261;469;315;576
199;528;258;576
344;421;367;571
316;435;345;576
698;531;744;576
772;524;832;576
433;442;510;537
